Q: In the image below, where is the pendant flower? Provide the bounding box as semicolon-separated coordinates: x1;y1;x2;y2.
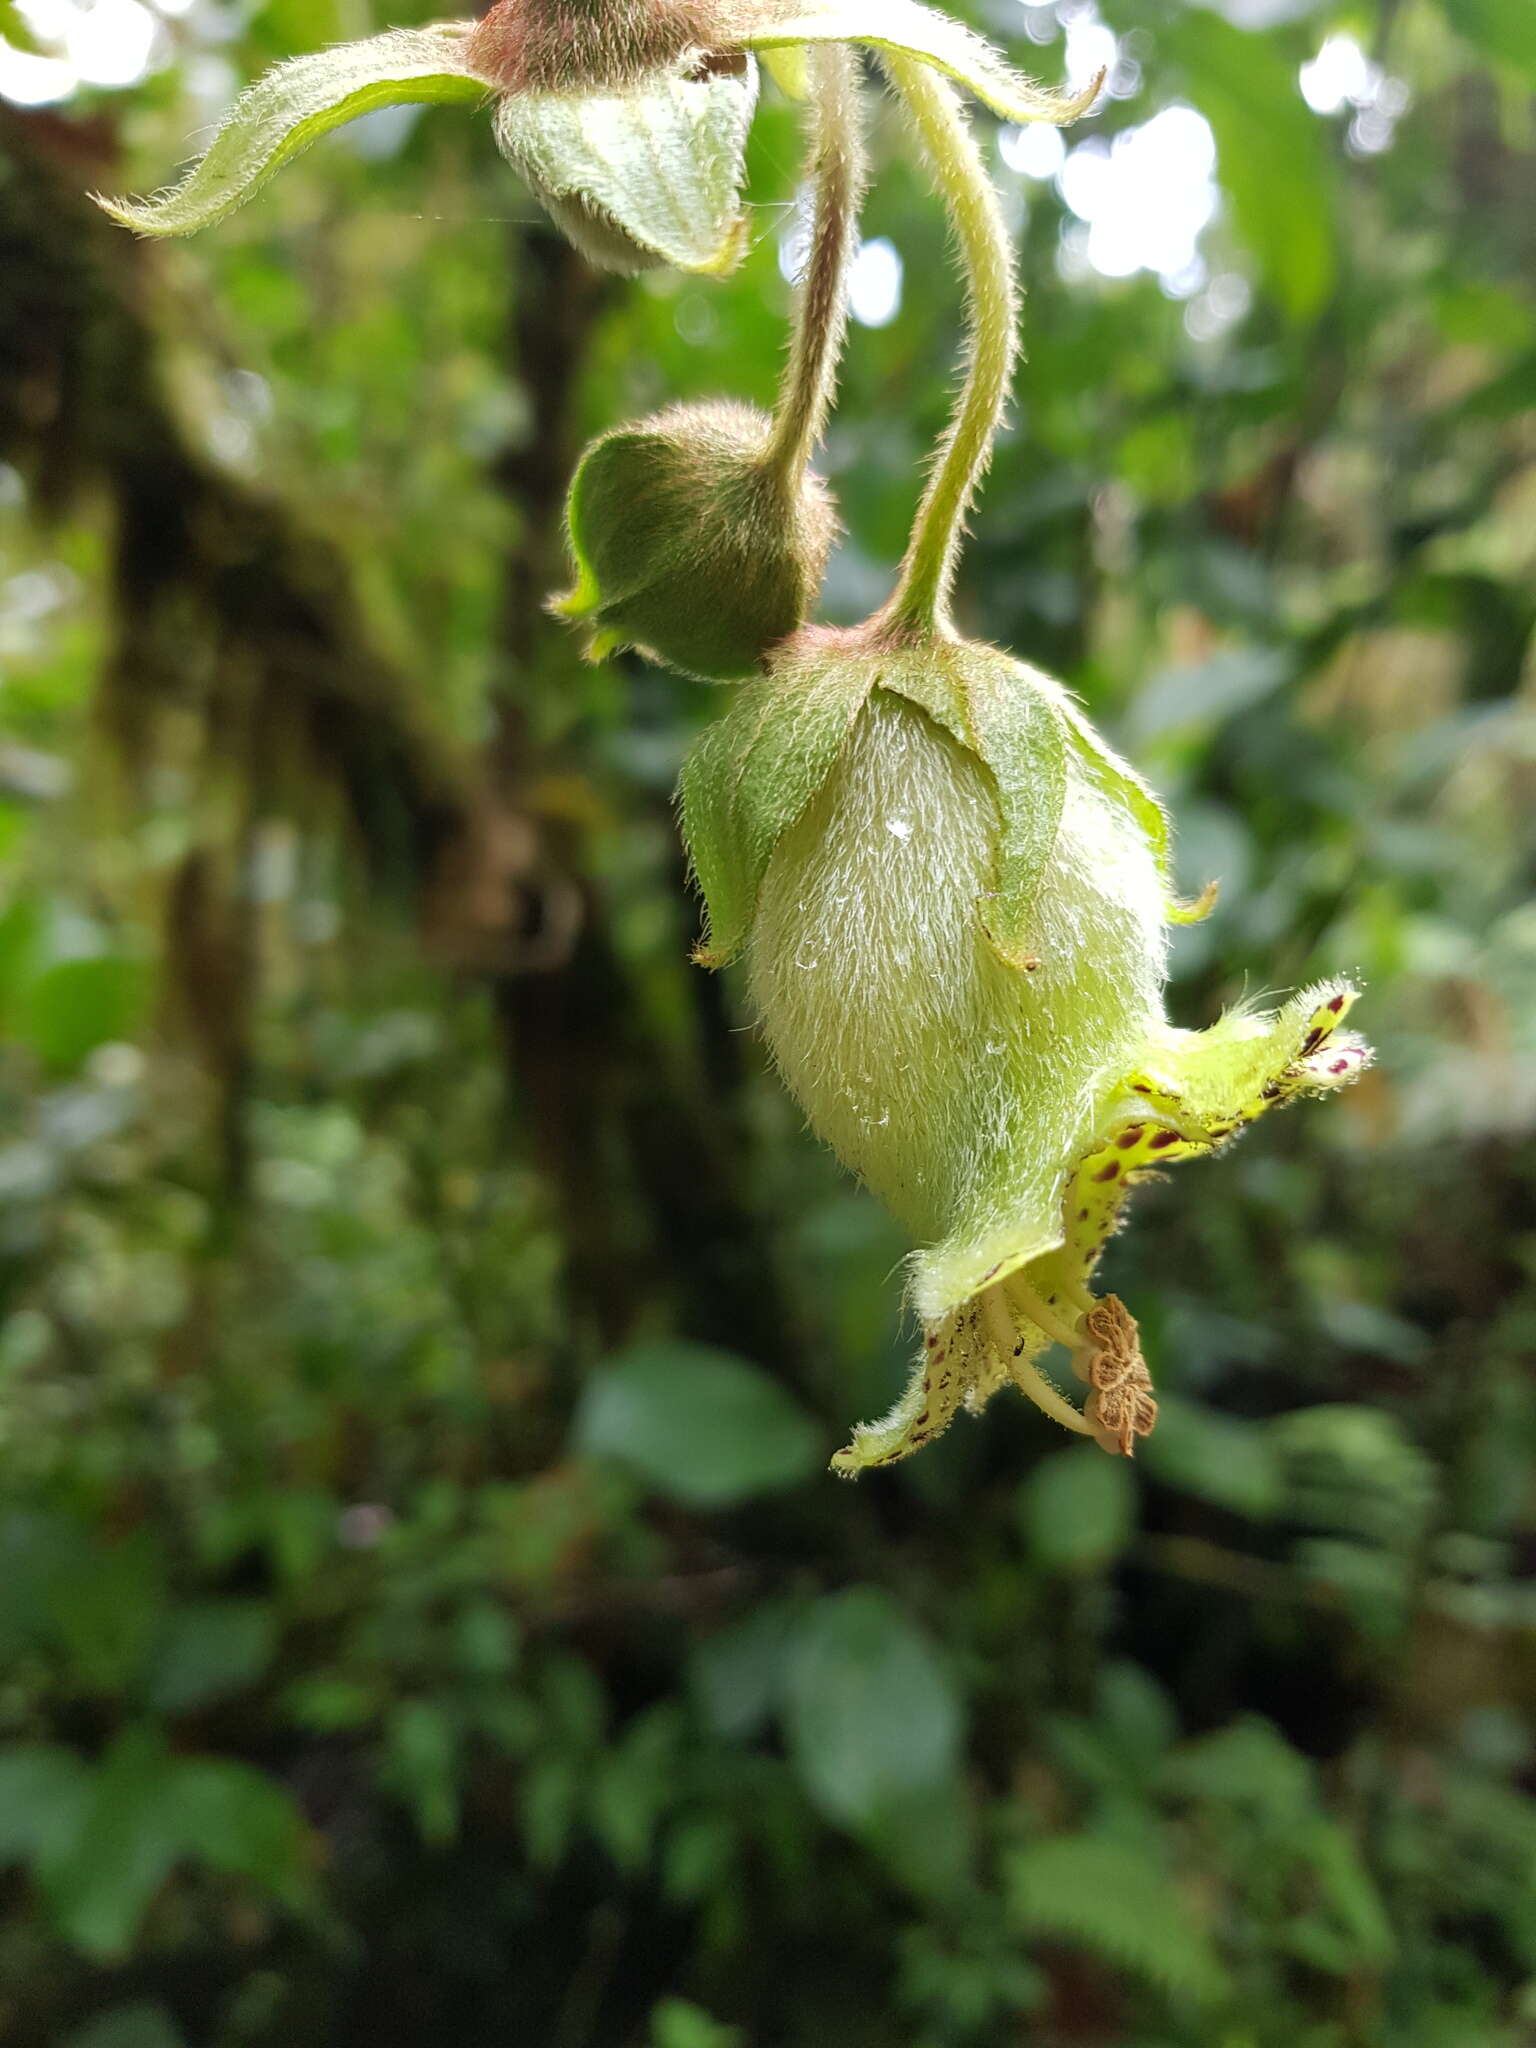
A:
682;628;1371;1473
94;0;1098;277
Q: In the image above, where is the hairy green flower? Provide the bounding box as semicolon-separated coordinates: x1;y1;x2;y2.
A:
681;627;1371;1472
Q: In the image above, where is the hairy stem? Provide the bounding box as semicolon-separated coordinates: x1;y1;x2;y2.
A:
764;44;865;481
881;52;1019;636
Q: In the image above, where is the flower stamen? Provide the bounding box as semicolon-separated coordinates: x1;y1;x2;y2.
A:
986;1279;1094;1438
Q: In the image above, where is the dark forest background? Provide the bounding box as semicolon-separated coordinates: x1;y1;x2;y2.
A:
1;0;1534;2042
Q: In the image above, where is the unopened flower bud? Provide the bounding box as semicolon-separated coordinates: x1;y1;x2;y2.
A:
680;628;1372;1472
555;403;837;680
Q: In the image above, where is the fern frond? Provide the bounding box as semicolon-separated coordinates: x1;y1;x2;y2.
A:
1006;1834;1229;2004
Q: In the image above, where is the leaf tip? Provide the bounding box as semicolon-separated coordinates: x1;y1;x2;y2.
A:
1070;64;1107;119
687;211;751;277
90;190;152;234
1169;878;1220;926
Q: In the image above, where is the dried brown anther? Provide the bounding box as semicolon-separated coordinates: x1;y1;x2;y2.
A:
1073;1295;1158;1457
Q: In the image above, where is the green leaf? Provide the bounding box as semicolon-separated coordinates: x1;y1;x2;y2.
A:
1299;1819;1395;1967
689;1597;802;1740
650;1999;743;2048
591;1703;683;1871
1126;647;1292;748
146;1601;277;1715
0;0;41;54
165;1754;310;1896
1007;1835;1228;2002
0;895;44;1015
381;1699;461;1845
1438;0;1536;83
575;1342;822;1507
30;1729;309;1958
1157;1715;1314;1818
38;1729;182;1961
96;27;488;238
0;1513;167;1690
1269;1404;1437;1547
1165;11;1336;319
741;0;1102;125
1138;1394;1283;1521
783;1588;962;1830
679;651;873;966
0;1745;92;1871
493;61;759;277
16;955;150;1072
1020;1442;1136;1573
65;2004;186;2048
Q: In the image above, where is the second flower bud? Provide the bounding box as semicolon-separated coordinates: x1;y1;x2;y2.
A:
553;402;837;682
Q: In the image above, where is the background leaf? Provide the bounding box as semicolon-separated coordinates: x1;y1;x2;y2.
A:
783;1588;963;1831
575;1342;822;1506
1007;1835;1228;2002
1019;1441;1136;1572
1164;9;1337;319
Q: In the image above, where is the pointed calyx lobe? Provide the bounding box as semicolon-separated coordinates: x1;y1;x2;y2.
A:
492;54;759;276
96;26;487;238
726;0;1103;124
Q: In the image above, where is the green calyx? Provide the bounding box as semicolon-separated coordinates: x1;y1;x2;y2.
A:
679;627;1186;970
556;405;837;681
730;0;1104;128
491;55;759;276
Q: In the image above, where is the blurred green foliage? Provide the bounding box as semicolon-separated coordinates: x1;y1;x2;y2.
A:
1;0;1534;2042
